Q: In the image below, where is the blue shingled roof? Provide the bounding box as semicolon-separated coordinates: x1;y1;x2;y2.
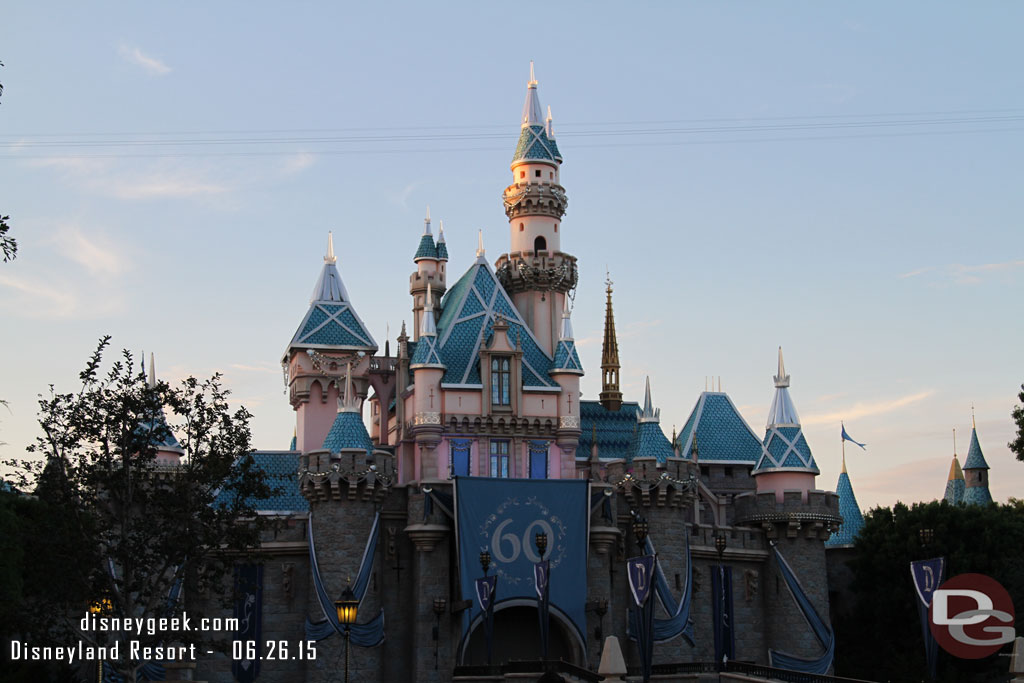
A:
754;426;819;474
136;411;183;452
551;339;583;374
322;411;373;452
676;393;762;464
578;401;641;461
435;261;555;388
290;302;376;350
414;233;438;261
631;421;675;464
513;125;562;164
963;428;989;470
826;471;864;548
410;334;445;368
436;241;449;261
963;484;993;506
214;451;308;513
944;476;965;505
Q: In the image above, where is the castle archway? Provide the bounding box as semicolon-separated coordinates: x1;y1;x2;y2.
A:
458;601;584;667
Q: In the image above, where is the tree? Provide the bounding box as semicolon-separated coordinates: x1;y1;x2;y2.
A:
1011;383;1024;462
1;214;16;262
833;499;1024;682
4;337;276;680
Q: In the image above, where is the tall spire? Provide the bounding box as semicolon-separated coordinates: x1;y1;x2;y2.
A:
639;377;660;422
599;272;622;412
476;229;486;261
522;61;542;127
340;362;359;413
546;105;554;138
766;346;799;426
148;351;156;389
774;346;790;388
325;231;336;265
436;220;448;261
424;205;432;235
560;297;573;340
420;283;437;337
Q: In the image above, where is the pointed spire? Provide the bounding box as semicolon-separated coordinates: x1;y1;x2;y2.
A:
643;377;653;415
424;206;432;235
599;270;622;412
420;283;437;337
521;61;543;127
340;362;359;413
559;297;574;340
476;229;486;261
437;220;445;243
948;455;964;482
774;346;790;388
546;105;554;138
841;449;847;474
148;352;156;388
435;220;448;261
325;231;336;265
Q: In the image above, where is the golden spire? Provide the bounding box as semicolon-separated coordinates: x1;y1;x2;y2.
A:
599;270;622;412
948;455;964;482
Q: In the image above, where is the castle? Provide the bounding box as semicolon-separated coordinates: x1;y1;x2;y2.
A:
178;67;879;683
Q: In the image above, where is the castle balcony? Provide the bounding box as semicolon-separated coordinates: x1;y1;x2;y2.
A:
494;250;578;297
733;489;842;540
299;447;395;502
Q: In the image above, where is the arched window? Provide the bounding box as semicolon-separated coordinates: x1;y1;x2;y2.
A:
534;236;546;253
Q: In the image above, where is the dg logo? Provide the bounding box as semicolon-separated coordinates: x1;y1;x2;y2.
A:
929;573;1016;659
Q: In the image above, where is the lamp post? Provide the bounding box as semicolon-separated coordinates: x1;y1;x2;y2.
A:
432;597;446;670
89;600;110;683
713;533;733;667
715;534;727;565
919;528;934;553
477;550;496;667
534;531;550;660
334;585;358;683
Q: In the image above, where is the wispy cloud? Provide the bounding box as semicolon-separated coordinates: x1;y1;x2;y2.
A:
802;390;933;426
118;45;171;76
55;224;130;278
0;271;126;319
282;152;316;175
28;157;230;200
389;180;426;210
899;260;1024;284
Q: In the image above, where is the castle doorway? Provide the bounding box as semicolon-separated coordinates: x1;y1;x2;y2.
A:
459;602;583;667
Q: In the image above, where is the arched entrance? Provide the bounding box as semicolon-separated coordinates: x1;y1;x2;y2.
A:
459;601;584;666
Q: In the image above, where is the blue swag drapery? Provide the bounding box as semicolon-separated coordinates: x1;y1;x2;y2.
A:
304;511;385;647
627;534;695;645
768;544;835;674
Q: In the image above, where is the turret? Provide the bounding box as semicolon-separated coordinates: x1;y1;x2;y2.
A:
409;284;446;468
962;417;993;505
410;207;446;340
825;456;865;548
549;298;582;470
628;378;675;464
283;233;377;452
142;353;184;466
495;63;577;355
751;348;820;502
599;274;623;412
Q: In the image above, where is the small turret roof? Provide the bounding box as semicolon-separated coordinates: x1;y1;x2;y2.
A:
512;63;562;165
322;368;373;453
826;470;865;548
753;349;819;475
285;234;377;357
943;455;965;505
963;427;989;470
629;378;674;464
436;220;449;261
550;299;583;375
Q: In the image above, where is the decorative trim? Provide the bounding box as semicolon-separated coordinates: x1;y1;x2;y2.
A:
414;412;441;425
559;415;580;429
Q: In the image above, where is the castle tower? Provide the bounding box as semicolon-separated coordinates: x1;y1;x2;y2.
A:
283;233;377;452
549;298;583;472
751;347;820;501
409;208;446;341
409;283;446;477
495;63;577;356
962;418;993;505
599;275;623;411
629;378;675;463
736;348;839;665
943;430;966;505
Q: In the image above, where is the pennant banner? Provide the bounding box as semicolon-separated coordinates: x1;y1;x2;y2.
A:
627;555;656;607
233;563;263;683
910;557;945;681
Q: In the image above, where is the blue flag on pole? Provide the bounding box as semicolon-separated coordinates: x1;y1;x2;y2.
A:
841;423;866;449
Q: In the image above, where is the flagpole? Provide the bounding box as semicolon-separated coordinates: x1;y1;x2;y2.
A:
841;422;846;473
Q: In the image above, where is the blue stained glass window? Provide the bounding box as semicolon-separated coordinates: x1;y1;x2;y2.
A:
490;440;509;478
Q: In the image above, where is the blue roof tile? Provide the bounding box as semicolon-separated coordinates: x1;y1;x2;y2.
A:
676;393;762;464
578;401;641;461
944;477;965;505
322;412;373;452
414;233;438;261
963;428;989;470
513;125;562;164
632;421;675;464
826;471;863;547
214;451;308;513
962;484;993;506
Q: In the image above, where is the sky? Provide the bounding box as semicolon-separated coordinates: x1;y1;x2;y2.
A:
1;3;1022;510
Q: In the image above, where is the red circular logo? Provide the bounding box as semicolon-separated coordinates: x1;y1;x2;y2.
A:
929;573;1015;659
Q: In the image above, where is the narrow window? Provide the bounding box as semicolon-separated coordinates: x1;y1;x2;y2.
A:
534;236;546;253
491;357;511;406
535;169;541;178
450;440;471;477
490;440;510;478
554;223;558;232
519;223;524;232
519;171;525;179
549;172;553;179
725;466;733;477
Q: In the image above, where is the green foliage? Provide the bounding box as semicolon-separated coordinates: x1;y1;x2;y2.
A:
834;499;1024;682
1011;383;1024;462
3;337;277;679
1;214;15;263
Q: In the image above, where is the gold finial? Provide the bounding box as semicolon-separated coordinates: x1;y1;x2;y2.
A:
953;427;957;456
971;404;976;429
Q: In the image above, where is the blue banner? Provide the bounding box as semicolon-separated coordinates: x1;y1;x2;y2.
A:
910;557;945;681
233;563;263;683
456;478;588;646
627;555;656;607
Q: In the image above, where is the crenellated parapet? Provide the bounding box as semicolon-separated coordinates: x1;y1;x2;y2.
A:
299;448;394;503
502;181;567;220
733;489;842;541
604;456;698;510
